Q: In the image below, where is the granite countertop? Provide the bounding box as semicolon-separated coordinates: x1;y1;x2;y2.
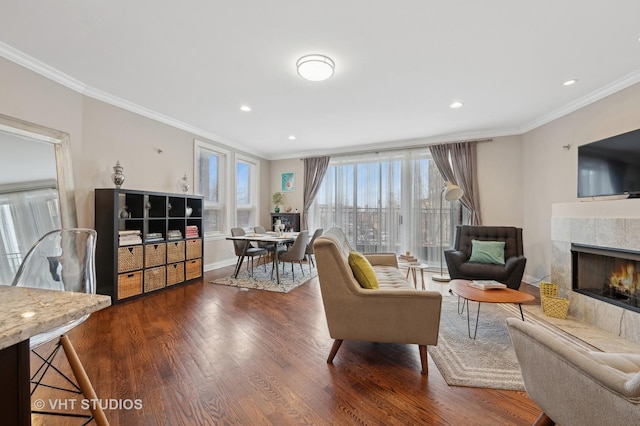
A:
0;286;111;350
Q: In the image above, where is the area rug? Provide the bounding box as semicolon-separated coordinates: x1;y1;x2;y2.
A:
210;264;317;293
429;294;595;391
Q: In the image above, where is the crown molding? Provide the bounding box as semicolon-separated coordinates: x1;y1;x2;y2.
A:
0;42;87;93
271;127;521;160
520;69;640;133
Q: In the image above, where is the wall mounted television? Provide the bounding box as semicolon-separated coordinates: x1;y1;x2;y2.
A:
578;128;640;199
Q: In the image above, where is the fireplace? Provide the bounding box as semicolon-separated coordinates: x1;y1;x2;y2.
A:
572;243;640;313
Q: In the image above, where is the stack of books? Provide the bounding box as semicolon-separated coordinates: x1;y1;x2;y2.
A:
145;232;163;243
186;225;199;238
119;230;142;246
167;229;183;240
469;280;507;290
398;253;418;264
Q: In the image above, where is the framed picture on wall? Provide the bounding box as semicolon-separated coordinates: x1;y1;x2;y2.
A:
281;172;294;192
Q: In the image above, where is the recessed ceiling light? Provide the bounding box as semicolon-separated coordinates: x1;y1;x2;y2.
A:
288;135;296;140
296;54;335;82
563;79;578;86
449;101;463;109
240;105;252;112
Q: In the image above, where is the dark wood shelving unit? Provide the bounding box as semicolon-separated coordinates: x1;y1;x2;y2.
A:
270;212;301;232
95;188;204;303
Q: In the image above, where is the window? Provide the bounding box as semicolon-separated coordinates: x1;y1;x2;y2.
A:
235;155;259;228
195;140;229;237
310;148;468;267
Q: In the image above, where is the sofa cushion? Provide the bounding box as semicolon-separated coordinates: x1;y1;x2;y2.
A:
348;251;379;289
468;240;505;265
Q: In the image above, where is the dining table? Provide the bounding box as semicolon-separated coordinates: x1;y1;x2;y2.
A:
0;285;111;425
226;232;299;284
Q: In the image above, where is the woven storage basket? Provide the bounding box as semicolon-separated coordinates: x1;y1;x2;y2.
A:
186;239;202;260
186;258;202;280
540;282;569;319
166;241;185;263
145;243;166;267
166;262;185;286
118;271;143;299
540;282;559;298
144;266;166;292
118;245;143;273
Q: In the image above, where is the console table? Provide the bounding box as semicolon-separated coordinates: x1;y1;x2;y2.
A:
0;286;111;425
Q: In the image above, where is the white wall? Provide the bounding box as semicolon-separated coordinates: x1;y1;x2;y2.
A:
476;135;523;227
522;82;640;283
270;157;304;218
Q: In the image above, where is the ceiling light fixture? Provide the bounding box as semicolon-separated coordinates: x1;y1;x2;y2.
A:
288;135;296;140
240;105;251;112
296;54;335;82
563;79;578;86
449;101;463;109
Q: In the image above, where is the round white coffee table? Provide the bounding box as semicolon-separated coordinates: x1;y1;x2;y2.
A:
401;263;429;289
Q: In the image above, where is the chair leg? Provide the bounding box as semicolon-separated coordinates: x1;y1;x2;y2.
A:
298;260;305;276
327;339;343;363
60;335;109;426
419;345;428;375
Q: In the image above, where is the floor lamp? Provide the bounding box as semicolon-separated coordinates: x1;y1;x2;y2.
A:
432;181;464;282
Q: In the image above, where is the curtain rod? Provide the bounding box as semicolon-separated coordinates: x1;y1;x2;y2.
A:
299;138;494;160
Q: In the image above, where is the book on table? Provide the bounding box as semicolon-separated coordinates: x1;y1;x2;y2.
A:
469;280;507;290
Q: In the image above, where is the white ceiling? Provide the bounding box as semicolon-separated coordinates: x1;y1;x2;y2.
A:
1;1;640;160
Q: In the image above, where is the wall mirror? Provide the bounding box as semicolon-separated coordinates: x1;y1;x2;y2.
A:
0;113;77;284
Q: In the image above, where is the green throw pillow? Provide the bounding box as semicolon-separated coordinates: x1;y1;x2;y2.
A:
348;251;379;289
468;240;506;265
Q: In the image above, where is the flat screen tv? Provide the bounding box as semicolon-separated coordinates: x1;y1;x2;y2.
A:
578;128;640;199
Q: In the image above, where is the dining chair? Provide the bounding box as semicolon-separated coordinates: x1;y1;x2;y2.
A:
305;228;323;273
231;227;267;274
254;225;286;259
11;228;108;425
276;230;309;281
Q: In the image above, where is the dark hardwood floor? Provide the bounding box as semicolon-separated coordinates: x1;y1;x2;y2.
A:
32;265;542;425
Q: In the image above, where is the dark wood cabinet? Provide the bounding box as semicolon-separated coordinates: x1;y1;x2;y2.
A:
95;188;204;303
271;212;301;232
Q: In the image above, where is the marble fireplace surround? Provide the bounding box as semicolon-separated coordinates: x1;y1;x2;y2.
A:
551;199;640;345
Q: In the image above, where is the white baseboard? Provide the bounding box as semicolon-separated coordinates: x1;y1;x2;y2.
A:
203;258;237;272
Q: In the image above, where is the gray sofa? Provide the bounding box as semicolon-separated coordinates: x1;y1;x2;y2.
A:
444;225;526;289
313;227;442;375
507;318;640;425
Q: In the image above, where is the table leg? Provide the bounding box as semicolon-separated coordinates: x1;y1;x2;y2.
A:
274;247;281;284
420;269;425;290
466;301;481;340
519;304;525;321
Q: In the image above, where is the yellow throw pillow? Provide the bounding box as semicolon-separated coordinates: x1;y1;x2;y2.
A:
348;251;379;289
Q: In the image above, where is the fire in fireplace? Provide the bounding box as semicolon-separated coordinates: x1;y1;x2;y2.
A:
572;243;640;313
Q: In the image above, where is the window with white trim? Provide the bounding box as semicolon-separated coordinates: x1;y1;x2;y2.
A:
195;140;229;237
235;155;259;228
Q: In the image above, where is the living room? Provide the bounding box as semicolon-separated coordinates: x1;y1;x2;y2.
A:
2;2;640;424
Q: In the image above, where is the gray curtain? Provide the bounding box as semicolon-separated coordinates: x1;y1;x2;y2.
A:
302;156;330;230
430;142;482;225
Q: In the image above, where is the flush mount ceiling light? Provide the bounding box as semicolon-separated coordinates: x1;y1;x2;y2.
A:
240;105;252;112
449;101;464;109
296;54;335;81
563;79;578;86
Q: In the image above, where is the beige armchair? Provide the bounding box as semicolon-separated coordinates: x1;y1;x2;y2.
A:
314;228;442;375
507;318;640;426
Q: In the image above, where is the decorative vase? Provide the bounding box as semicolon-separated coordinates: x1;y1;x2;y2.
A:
185;206;193;217
180;174;190;193
119;206;129;219
111;160;125;188
274;207;280;213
